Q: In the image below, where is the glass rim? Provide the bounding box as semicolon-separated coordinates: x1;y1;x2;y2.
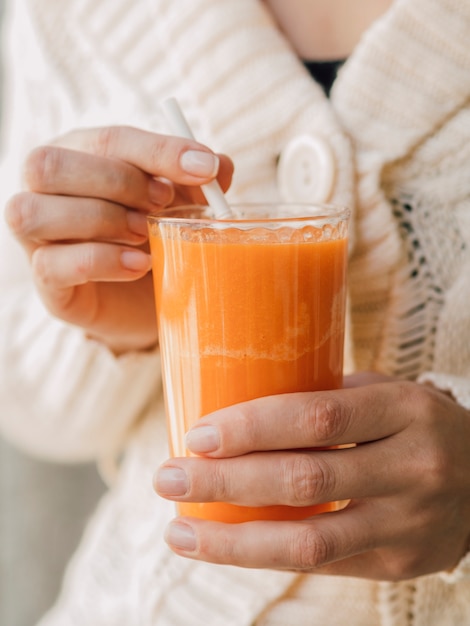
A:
147;202;350;227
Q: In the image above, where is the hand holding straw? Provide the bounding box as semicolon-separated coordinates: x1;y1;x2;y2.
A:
161;97;232;219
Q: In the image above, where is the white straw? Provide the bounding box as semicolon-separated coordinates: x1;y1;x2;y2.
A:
161;97;232;219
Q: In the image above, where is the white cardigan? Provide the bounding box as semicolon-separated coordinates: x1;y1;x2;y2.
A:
0;0;469;624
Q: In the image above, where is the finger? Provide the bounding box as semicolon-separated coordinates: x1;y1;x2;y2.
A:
155;439;406;507
52;126;234;189
23;146;174;211
164;498;455;581
31;241;151;292
5;192;150;251
30;270;157;351
31;242;152;330
163;500;385;572
185;383;417;457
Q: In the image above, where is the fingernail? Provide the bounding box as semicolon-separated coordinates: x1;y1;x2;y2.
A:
180;150;219;178
126;211;149;237
165;521;197;552
148;178;174;206
185;425;220;454
120;250;151;271
155;466;189;496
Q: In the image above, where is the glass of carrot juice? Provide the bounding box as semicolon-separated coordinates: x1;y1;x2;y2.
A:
147;203;350;523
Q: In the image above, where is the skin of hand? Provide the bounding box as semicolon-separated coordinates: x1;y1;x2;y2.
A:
155;372;470;581
4;126;233;354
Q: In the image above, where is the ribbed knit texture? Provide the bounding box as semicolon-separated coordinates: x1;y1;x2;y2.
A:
1;0;469;624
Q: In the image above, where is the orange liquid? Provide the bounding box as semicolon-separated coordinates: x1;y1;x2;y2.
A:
149;221;348;523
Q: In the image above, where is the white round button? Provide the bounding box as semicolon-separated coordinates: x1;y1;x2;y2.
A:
277;134;335;203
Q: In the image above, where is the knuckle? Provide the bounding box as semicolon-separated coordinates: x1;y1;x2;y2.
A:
303;395;350;443
385;552;425;582
211;460;231;502
199;527;238;563
396;380;425;411
148;137;166;173
31;249;74;319
288;526;331;570
419;444;453;494
23;146;60;190
219;403;260;453
148;133;187;175
74;245;97;279
402;383;453;492
233;405;259;450
396;380;438;425
416;383;443;421
281;454;332;506
92;126;123;158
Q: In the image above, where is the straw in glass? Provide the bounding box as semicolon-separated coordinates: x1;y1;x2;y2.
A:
160;97;232;219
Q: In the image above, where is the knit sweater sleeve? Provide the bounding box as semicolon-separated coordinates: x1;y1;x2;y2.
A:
0;273;162;465
417;233;470;412
0;0;163;464
0;154;162;464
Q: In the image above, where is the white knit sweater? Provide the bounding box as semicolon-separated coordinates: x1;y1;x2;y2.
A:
1;0;470;624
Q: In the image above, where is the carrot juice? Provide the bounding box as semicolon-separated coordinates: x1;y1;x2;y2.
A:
148;204;349;523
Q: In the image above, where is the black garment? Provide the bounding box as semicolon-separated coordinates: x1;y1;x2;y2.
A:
303;59;345;96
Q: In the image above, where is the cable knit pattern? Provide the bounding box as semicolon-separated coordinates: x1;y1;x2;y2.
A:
1;0;469;624
151;1;354;208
